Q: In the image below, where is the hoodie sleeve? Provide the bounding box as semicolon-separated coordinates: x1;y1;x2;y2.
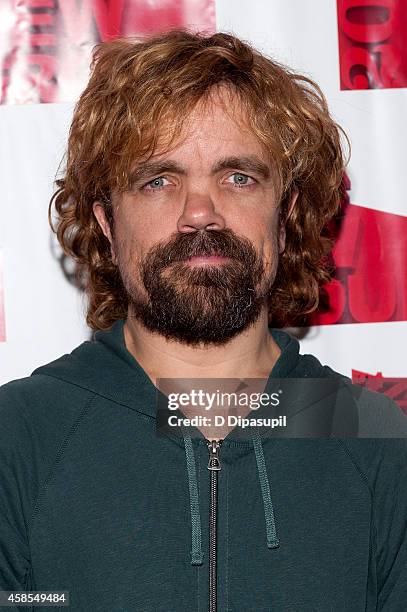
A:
353;392;407;607
0;382;35;607
375;439;407;610
341;437;407;610
0;375;92;609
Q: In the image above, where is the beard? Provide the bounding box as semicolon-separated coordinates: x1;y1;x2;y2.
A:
118;228;276;347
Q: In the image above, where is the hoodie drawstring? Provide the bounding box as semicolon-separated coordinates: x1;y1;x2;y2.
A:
183;431;279;566
184;434;204;565
252;430;280;549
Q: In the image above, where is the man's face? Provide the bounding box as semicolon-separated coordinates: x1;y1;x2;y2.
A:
94;88;296;346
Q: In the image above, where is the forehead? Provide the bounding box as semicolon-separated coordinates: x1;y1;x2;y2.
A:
149;85;269;163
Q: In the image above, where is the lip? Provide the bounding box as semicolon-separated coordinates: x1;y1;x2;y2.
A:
185;255;231;265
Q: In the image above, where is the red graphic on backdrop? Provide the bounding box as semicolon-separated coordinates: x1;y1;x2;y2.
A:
337;0;407;89
311;201;407;325
0;0;215;104
352;369;407;414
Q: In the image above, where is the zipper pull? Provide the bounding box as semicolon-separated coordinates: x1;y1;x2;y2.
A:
207;439;222;471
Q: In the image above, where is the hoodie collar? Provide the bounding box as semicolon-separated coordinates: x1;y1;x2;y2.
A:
33;318;311;422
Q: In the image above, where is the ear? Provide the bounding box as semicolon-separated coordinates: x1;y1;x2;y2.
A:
278;186;299;254
93;201;117;264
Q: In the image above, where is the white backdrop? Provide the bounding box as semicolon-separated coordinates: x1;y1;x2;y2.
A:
1;0;406;386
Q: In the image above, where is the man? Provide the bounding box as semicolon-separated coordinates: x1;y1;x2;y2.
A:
1;30;406;612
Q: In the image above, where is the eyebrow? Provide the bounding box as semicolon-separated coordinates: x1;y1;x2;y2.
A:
128;161;186;186
213;156;271;180
128;155;272;186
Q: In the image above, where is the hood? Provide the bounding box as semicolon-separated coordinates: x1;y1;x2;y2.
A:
33;318;353;439
32;319;352;566
33;319;328;410
32;318;338;411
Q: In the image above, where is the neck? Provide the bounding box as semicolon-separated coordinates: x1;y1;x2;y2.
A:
123;308;281;386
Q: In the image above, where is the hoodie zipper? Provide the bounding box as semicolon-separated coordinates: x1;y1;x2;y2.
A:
207;439;222;612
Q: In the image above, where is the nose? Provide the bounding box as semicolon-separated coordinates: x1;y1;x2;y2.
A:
177;192;226;233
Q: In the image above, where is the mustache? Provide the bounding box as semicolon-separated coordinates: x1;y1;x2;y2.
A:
148;229;257;268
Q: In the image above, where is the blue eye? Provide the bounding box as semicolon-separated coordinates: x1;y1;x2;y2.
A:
143;177;169;190
229;173;254;187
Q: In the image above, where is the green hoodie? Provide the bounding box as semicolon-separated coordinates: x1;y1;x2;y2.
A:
0;320;406;611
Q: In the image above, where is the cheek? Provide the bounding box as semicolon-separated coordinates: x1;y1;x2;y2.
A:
118;207;170;251
113;215;143;251
264;214;283;257
262;239;280;266
259;226;282;269
112;228;140;269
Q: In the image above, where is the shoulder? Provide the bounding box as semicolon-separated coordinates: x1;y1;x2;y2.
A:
319;364;407;438
0;371;92;421
354;384;407;437
0;372;96;522
0;372;95;468
321;365;407;492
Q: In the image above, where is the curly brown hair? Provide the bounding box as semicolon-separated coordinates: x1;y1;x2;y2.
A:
49;29;350;330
